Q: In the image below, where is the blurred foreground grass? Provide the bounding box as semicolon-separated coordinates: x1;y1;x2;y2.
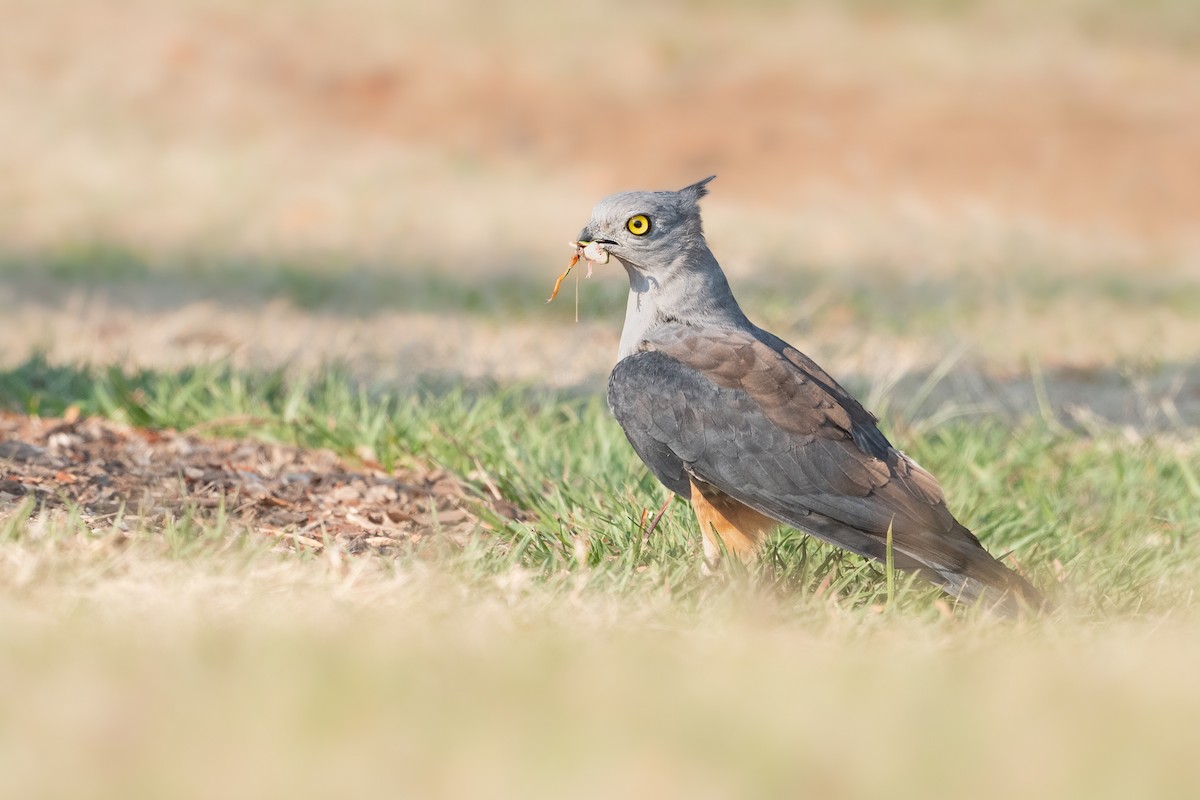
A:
2;357;1199;796
5;544;1200;800
1;492;1199;799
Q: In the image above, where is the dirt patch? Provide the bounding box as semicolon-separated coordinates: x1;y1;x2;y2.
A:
0;411;519;554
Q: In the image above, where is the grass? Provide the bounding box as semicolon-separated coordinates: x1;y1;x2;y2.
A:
2;527;1199;800
8;244;1200;330
5;247;1199;795
4;354;1198;617
3;0;1199;791
2;354;1199;797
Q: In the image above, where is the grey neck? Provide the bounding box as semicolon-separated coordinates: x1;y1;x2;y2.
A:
616;247;751;361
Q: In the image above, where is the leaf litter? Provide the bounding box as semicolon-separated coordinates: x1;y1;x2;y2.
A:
0;411;522;554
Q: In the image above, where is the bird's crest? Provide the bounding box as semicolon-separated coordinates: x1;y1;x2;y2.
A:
679;175;716;206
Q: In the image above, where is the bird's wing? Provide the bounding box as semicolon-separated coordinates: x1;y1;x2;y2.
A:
608;325;1036;605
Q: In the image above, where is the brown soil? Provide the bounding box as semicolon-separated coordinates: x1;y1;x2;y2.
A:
0;411;518;554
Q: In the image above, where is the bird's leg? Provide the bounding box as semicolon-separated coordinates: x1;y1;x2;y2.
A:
689;479;777;574
699;526;724;577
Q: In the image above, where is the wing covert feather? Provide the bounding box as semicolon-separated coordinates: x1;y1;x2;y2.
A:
608;327;1041;612
608;327;968;556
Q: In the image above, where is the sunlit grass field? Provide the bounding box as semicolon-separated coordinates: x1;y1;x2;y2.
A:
3;0;1200;796
2;354;1199;797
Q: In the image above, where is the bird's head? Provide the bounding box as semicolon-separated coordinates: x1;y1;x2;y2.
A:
576;176;716;290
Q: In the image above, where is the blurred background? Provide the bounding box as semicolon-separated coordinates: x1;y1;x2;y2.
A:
3;0;1198;418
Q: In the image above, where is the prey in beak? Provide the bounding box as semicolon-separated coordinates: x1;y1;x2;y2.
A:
546;239;612;303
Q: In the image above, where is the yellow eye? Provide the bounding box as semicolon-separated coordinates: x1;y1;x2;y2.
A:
626;214;651;236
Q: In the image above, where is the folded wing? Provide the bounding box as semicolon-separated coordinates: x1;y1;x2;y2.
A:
608;325;1041;611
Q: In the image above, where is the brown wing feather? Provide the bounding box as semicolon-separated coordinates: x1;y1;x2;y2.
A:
609;324;1042;612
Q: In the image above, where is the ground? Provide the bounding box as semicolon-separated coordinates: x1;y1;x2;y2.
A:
2;1;1200;798
0;411;504;554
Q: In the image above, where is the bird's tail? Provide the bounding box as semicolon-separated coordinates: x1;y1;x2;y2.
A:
759;506;1045;616
922;522;1046;617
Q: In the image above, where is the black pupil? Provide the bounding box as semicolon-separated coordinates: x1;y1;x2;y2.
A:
633;217;646;231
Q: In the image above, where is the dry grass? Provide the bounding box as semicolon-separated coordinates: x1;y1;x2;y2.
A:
1;0;1198;272
4;0;1198;392
1;509;1199;799
0;353;1196;796
7;268;1200;389
2;2;1199;796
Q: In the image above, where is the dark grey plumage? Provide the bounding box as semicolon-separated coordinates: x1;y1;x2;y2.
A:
580;177;1042;613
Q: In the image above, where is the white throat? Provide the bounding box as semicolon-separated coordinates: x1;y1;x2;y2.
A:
613;250;750;363
617;281;659;361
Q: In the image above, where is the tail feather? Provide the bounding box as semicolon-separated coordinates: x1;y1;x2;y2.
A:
771;509;1045;615
904;522;1046;616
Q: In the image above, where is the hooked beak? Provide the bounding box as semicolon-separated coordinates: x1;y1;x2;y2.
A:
576;227;617;247
570;229;613;265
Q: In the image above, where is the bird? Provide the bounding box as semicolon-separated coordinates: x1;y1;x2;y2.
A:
575;176;1043;614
